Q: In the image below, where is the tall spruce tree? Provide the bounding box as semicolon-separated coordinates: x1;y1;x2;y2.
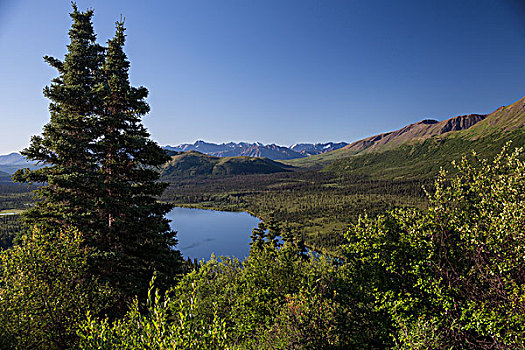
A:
92;20;181;300
14;4;104;231
14;6;181;307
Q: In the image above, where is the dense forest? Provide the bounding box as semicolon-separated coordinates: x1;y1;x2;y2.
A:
161;170;430;255
0;182;36;249
1;5;524;349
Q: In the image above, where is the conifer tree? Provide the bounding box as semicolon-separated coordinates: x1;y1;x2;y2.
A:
249;221;267;252
14;4;104;231
14;5;181;306
92;19;181;299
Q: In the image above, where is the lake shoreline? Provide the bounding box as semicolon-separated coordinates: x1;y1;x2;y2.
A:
167;206;260;261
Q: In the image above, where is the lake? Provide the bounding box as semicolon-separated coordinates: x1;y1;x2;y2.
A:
166;207;260;261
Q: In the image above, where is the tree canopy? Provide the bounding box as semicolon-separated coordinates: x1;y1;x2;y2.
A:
13;4;181;309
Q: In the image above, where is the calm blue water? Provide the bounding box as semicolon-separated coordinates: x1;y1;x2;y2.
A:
166;207;260;261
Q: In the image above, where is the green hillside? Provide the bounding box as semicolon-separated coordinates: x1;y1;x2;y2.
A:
161;151;293;179
288;96;524;169
326;129;525;180
281;147;358;168
326;96;525;179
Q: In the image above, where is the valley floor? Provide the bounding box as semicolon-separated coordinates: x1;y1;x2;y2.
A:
161;169;430;255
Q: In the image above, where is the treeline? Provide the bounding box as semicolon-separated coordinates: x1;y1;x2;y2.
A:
0;215;22;249
162;170;431;254
0;183;35;249
0;183;35;210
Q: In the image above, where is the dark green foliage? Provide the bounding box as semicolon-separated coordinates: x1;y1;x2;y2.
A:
326;129;525;180
162;170;429;255
161;151;293;179
0;182;36;249
0;226;113;349
249;221;268;251
345;145;525;349
13;6;181;306
0;182;35;211
13;4;104;230
0;215;22;249
90;19;181;302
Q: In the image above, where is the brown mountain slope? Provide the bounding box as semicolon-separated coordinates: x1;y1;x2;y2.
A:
344;113;486;153
324;95;525;179
285;95;524;168
347;95;525;154
459;95;525;137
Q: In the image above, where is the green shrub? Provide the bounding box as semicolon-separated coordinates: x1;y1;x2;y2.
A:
77;277;228;349
345;144;525;349
172;236;357;349
0;226;113;349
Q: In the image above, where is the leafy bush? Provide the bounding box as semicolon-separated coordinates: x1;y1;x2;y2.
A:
77;278;228;349
0;226;113;349
345;144;525;349
171;230;357;349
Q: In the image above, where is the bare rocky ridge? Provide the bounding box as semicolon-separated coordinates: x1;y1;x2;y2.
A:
344;113;487;153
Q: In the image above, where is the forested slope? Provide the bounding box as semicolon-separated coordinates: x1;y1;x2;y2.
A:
162;151;293;179
326;95;525;179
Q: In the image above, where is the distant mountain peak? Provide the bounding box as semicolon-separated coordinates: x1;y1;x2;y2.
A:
0;152;41;174
164;141;348;160
342;113;487;153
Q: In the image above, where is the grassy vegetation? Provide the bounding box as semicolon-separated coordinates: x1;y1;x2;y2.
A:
281;146;356;168
161;170;430;255
326;129;525;180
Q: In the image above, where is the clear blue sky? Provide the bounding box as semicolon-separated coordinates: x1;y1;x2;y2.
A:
1;0;524;154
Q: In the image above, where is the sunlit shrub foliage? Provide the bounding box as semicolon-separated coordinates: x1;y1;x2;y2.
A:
346;144;525;349
0;226;113;349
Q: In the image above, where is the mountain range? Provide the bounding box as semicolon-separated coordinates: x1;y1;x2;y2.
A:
162;151;293;179
286;97;524;169
0;153;41;175
319;95;525;179
164;141;348;160
0;141;346;177
342;114;486;154
2;94;524;180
